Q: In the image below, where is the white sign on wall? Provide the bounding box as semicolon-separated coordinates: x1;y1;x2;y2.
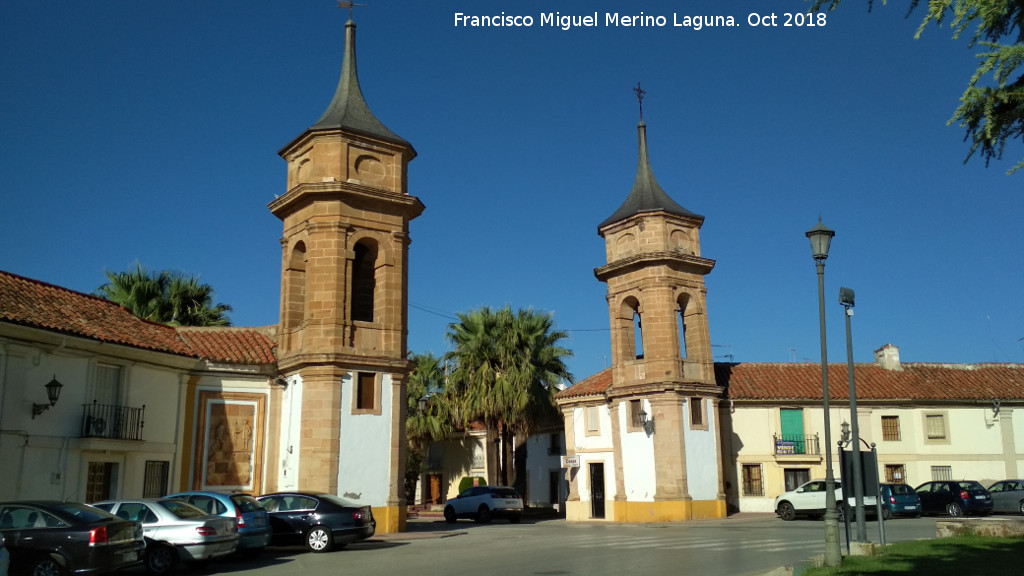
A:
561;455;580;469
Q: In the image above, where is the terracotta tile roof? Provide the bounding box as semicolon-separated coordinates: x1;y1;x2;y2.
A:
717;362;1024;402
557;362;1024;403
0;270;195;356
1;270;279;366
177;327;277;365
555;368;612;400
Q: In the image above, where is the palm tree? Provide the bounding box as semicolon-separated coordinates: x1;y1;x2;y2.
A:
445;306;573;486
96;263;232;327
405;352;453;503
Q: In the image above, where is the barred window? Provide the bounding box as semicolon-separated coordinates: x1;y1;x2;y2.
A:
143;461;169;498
741;464;763;496
925;414;947;440
881;416;901;441
690;398;705;428
884;464;906;484
931;465;952;481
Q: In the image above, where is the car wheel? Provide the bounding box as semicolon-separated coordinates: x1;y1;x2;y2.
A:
443;506;456;524
777;501;796;521
476;505;492;524
1019;500;1024;515
305;526;334;553
946;502;964;517
31;556;65;576
144;544;178;575
881;506;892;521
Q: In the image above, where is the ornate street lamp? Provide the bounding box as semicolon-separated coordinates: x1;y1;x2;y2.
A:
806;220;842;567
840;287;867;542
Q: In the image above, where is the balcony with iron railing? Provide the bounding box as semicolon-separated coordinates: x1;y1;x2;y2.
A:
81;401;145;441
773;434;820;457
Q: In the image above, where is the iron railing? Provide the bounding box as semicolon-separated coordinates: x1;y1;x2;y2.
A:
773;434;820;456
81;401;145;440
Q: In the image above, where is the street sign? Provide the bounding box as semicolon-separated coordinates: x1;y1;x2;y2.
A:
561;455;580;468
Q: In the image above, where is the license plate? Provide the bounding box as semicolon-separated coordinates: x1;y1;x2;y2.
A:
975;495;988;500
122;551;137;562
904;505;917;510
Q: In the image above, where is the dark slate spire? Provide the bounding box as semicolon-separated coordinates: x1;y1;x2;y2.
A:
599;120;699;230
309;19;411;148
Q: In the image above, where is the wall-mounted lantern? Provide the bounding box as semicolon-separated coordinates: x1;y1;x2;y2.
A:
32;375;64;419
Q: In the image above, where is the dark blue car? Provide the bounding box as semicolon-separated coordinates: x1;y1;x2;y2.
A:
915;480;992;517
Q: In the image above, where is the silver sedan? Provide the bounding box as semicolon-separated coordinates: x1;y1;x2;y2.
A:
92;499;238;574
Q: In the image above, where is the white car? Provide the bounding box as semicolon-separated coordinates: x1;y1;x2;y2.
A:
443;486;523;524
774;479;877;521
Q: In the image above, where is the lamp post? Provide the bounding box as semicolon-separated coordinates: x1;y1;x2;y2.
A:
806;220;842;567
840;287;867;542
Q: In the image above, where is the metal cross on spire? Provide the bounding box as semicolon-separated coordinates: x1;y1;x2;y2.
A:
337;1;367;20
634;82;646;121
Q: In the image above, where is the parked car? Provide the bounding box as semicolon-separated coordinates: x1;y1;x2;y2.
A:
92;499;238;574
1;534;10;576
0;501;144;576
986;479;1024;514
255;492;374;553
879;483;922;519
773;479;876;521
915;480;993;517
443;486;523;524
163;492;270;555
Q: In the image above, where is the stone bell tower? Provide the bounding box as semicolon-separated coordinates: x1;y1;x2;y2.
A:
268;15;423;533
589;86;726;521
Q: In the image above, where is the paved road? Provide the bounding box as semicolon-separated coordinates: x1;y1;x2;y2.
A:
169;514;943;576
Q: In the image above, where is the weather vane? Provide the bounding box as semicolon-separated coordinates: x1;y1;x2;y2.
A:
337;1;367;19
634;82;646;121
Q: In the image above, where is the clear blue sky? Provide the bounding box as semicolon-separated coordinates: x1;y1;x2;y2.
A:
2;1;1021;384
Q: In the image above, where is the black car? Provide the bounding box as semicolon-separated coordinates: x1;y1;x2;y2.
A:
255;493;374;553
0;501;145;576
914;480;993;517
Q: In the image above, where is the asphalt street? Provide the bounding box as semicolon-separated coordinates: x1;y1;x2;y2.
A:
158;513;942;576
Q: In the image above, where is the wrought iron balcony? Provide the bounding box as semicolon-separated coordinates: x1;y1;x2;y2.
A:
81;401;145;440
773;434;820;456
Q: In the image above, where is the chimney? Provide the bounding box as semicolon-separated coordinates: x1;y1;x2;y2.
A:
874;344;902;371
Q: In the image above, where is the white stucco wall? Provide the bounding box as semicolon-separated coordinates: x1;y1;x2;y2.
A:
337;371;393;507
619;400;655;501
685;402;719;501
276;375;302;491
522;431;567;508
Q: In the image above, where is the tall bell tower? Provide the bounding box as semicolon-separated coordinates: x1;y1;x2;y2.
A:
268;15;423;533
590;85;726;520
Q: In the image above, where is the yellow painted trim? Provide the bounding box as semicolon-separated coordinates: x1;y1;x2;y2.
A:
177;375;201;491
601;499;727;523
372;506;407;533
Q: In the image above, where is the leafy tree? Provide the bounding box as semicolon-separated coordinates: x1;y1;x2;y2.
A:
444;306;573;486
404;352;454;503
97;263;232;326
811;0;1024;173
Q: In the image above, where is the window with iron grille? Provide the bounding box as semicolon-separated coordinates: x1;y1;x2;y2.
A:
741;464;763;496
143;461;169;498
881;415;901;441
884;464;906;484
925;413;948;440
931;465;953;481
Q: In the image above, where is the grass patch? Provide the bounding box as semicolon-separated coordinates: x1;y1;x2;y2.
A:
800;536;1024;575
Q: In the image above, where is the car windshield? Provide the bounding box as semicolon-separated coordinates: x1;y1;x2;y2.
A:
161;500;208;519
958;481;984;491
51;502;118;523
317;494;356;508
230;495;263;513
491;488;519;498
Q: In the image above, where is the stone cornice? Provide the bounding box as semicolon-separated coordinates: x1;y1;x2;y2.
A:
594;250;715;281
268;180;425;220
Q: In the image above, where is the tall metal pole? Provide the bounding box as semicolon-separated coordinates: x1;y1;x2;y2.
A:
816;261;842;566
844;302;867;541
